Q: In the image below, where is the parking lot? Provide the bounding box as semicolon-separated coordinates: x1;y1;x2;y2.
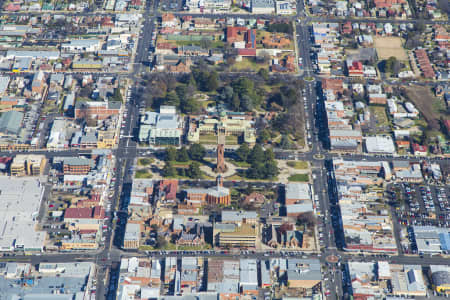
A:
393;183;450;227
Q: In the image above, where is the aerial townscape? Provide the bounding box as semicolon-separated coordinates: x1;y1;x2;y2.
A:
0;0;448;298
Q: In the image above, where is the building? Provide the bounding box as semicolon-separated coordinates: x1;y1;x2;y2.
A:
0;178;46;252
31;71;45;94
221;210;257;224
412;143;428;156
187;112;256;144
215;223;257;248
251;0;275;13
276;0;295;14
185;178;231;206
0;262;94;299
365;136;396;154
10;154;46;176
0;111;23;135
47;118;69;149
63;157;95;175
285;183;311;205
138;106;182;146
430;265;450;295
123;223;141;249
61;39;102;52
75;100;121;121
287;259;322;289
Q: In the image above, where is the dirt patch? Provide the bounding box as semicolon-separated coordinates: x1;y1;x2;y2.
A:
374;37;408;60
403;86;449;130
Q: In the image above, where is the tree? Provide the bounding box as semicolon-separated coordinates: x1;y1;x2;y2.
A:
188;143;206;161
258;68;269;81
162;162;176;177
111;88;123;102
416;21;425;33
280;135;293;149
177;147;189;162
175;85;187;101
166;146;177;161
248;144;265;165
235;143;250;162
165;91;180;107
231;94;240;111
264;148;275;161
181;97;200;114
264;160;278;179
156;235;168;249
296;212;317;228
204;71;219;91
258;129;271;144
187;161;202;178
240;95;253;111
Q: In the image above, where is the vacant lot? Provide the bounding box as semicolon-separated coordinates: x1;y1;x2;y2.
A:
374;37;408;60
370;106;390;133
404;86;449;130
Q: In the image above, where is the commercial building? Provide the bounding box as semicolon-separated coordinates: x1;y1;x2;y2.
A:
74;100;121;121
61;39;102;52
138;106;182;146
365;136;396;154
286;259;322;289
10;154;46;176
251;0;275;13
0;110;23;135
123;223;141;249
285;183;312;205
430;265;450;295
412;226;450;254
214;223;257;248
63;157;96;175
0;178;46;252
0;262;95;299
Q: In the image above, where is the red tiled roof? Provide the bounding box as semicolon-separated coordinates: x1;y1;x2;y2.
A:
64;207;92;219
237;48;256;56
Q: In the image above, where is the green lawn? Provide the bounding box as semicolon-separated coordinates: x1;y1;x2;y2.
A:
230;160;251;168
135;169;153;179
287;161;308;169
288;174;309;182
137;158;154;166
199;134;238;145
230;57;270;72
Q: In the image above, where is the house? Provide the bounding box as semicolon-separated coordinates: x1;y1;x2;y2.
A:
31;71;45;95
161;13;177;27
347;60;364;76
412;143;428;156
368;93;387;105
